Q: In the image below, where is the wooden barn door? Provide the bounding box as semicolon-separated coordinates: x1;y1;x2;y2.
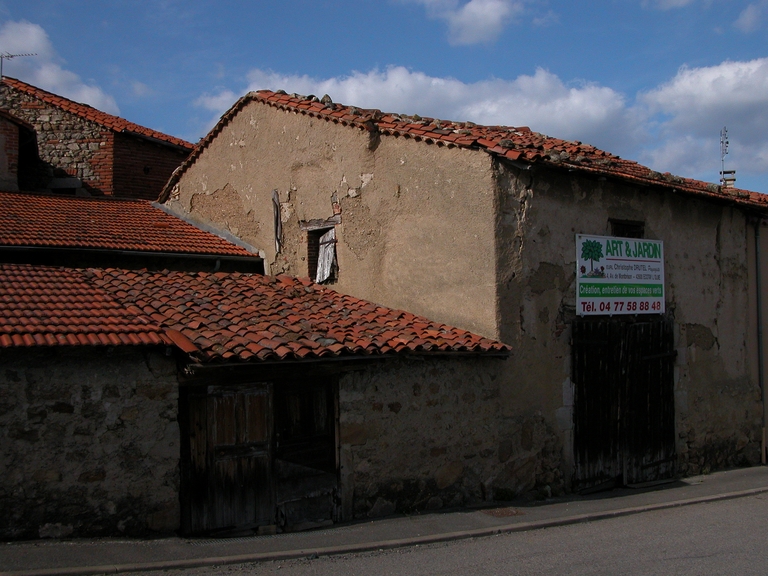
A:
572;318;676;492
181;384;274;535
622;320;677;484
571;320;624;491
274;378;338;532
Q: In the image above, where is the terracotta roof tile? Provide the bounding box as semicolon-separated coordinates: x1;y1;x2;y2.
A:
0;264;169;348
161;90;767;209
0;191;259;258
2;77;193;150
0;264;510;361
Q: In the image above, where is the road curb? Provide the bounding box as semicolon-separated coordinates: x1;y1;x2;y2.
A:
3;485;768;576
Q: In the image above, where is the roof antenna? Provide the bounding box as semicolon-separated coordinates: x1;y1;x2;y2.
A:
0;52;37;79
720;126;736;189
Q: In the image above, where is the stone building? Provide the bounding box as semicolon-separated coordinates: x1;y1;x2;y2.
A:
160;90;768;493
0;264;507;539
0;77;193;199
0;190;510;539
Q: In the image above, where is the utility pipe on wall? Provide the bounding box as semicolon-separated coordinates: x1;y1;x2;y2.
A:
755;220;766;465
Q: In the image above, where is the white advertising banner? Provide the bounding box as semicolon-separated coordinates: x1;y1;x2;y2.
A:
576;234;665;316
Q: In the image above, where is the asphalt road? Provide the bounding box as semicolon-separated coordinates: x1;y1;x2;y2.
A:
125;493;768;576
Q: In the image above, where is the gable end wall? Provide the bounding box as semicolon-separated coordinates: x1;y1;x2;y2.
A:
0;84;115;194
167;101;501;339
0;116;19;190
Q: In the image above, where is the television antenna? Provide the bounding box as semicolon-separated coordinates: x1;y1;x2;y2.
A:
720;126;736;188
0;52;37;78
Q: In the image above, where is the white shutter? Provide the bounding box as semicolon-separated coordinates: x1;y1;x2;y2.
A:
315;228;336;283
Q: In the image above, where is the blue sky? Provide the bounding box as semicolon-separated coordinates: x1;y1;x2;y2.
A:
2;0;768;191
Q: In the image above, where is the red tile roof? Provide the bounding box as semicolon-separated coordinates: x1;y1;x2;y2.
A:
2;76;193;150
0;263;510;361
161;89;767;210
0;264;168;347
0;191;259;258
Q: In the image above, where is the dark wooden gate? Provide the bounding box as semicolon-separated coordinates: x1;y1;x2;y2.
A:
572;317;676;491
274;378;338;531
180;383;274;535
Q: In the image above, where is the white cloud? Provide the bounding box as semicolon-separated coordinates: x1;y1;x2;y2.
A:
131;80;152;97
194;89;239;113
192;89;241;133
734;1;767;32
0;20;119;114
411;0;525;44
642;0;697;9
639;58;768;177
641;58;768;143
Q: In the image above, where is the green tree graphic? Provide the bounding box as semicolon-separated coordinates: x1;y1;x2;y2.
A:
581;239;603;272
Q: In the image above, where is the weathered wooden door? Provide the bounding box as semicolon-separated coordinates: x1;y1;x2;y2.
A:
572;317;676;491
274;379;338;531
571;320;624;490
622;320;677;484
181;384;274;535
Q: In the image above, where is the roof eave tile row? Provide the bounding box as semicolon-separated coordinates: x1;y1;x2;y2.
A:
2;77;194;151
0;265;510;363
161;89;766;210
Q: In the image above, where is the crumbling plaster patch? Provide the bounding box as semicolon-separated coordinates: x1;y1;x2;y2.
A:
189;183;261;246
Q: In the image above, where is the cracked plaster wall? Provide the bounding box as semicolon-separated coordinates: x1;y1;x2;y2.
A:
494;160;762;478
166;101;498;339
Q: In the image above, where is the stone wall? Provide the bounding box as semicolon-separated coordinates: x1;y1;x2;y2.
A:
0;84;113;194
337;356;564;519
0;347;180;540
0;84;188;199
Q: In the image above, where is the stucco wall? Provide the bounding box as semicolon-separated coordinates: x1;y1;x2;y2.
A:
166;101;500;339
337;356;563;518
494;160;763;477
0;347;179;540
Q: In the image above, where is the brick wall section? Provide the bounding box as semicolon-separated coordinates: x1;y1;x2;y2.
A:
0;116;19;189
113;133;190;201
0;347;180;539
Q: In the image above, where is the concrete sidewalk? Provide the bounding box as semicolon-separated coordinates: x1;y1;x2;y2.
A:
2;466;767;576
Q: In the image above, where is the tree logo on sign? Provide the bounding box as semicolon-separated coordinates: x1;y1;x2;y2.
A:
580;239;604;277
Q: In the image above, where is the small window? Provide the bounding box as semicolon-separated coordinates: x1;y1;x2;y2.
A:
610;219;644;239
307;227;337;283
